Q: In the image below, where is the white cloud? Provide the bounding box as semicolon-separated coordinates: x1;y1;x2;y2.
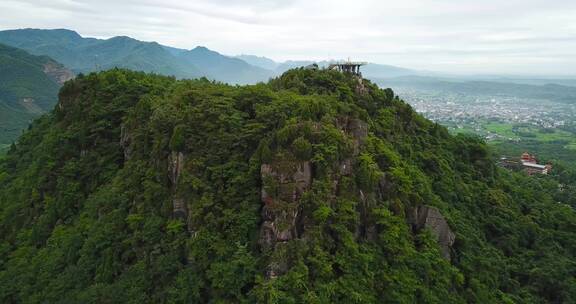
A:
0;0;575;75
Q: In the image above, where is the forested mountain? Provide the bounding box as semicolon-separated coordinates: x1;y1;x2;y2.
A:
0;43;72;149
0;29;273;84
0;29;202;79
0;68;574;303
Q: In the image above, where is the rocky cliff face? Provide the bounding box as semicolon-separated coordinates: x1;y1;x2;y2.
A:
168;151;189;222
120;124;190;225
260;160;312;278
258;116;456;277
260;161;312;242
259;117;373;278
409;205;456;260
120;124;133;161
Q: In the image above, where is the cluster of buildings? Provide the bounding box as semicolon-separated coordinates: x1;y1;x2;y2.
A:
499;152;552;175
394;89;572;134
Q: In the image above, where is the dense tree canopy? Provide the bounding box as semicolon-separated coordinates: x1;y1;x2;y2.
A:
0;68;574;303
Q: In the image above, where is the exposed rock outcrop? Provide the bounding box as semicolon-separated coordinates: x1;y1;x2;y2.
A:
168;151;186;185
260;161;311;247
259;117;373;278
335;117;368;194
354;76;368;95
43;62;74;85
120;124;132;161
172;198;188;220
336;117;368;155
168;151;189;223
336;117;378;240
259;160;312;277
409;205;456;260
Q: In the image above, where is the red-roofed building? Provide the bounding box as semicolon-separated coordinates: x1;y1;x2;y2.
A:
520;152;551;175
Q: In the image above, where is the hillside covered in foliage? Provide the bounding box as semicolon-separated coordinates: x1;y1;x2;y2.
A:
0;69;574;303
0;43;72;150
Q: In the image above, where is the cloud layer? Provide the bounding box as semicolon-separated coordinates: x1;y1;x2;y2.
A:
1;0;575;75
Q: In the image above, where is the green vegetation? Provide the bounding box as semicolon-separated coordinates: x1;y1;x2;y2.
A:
449;120;576;146
0;69;574;303
446;119;576;212
445;119;576;169
483;122;517;139
0;43;68;146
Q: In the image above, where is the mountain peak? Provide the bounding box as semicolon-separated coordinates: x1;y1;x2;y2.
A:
190;46;213;53
109;35;135;41
48;28;81;36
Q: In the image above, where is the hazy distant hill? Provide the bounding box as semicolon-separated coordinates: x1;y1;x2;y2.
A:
472;77;576;88
0;43;72;147
179;47;274;84
379;75;576;103
272;59;417;78
235;54;279;70
0;29;274;83
362;63;418;78
273;60;317;73
0;29;203;79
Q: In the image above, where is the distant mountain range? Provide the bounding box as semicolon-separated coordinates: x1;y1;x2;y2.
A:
375;75;576;104
235;54;280;71
0;43;72;146
0;29;204;79
0;29;419;85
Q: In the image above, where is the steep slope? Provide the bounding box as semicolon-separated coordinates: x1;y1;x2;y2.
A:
179;46;273;84
0;43;73;147
0;69;574;303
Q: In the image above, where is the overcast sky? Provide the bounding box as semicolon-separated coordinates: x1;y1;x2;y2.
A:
1;0;575;75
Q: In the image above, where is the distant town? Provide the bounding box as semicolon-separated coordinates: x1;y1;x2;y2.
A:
393;87;576;143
